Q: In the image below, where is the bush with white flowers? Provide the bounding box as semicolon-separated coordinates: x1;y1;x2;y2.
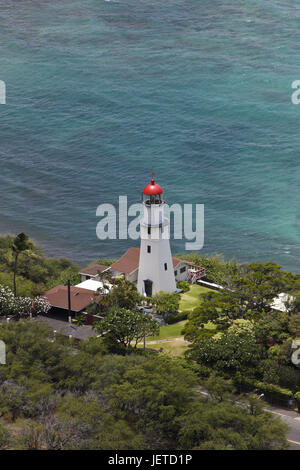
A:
0;286;50;318
16;296;33;318
0;286;16;316
31;296;51;317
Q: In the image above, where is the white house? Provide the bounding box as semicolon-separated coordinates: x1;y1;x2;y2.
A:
270;292;294;313
75;279;112;293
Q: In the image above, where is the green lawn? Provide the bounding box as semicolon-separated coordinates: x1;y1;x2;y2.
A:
147;320;187;341
179;284;213;313
144;284;216;350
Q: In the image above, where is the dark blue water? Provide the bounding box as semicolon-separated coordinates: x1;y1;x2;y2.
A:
1;0;300;271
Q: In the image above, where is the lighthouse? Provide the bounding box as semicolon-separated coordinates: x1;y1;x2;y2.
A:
137;177;177;297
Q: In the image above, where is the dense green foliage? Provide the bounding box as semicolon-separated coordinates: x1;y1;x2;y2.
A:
178;253;238;284
93;258;116;267
152;291;180;319
0;234;80;297
184;261;300;403
176;281;190;292
93;308;159;351
0;241;295;449
11;233;33;297
88;277;142;315
0;321;288;450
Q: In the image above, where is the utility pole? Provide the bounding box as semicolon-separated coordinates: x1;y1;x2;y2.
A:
68;279;72;324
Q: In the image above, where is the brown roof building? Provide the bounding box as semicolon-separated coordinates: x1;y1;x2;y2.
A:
79;263;109;277
44;285;96;313
110;247;191;275
110;247;140;275
108;247;199;285
75;248;205;295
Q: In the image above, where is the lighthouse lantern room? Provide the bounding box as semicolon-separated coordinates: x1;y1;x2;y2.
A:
137;177;177;297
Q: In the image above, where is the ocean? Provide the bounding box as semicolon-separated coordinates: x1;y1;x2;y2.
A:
1;0;300;271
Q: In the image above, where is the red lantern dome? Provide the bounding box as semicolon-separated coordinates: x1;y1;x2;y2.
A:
142;178;164;196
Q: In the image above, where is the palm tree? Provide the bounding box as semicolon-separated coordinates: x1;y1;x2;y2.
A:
12;233;32;297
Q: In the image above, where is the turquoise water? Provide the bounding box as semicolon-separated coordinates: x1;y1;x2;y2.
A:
1;0;300;270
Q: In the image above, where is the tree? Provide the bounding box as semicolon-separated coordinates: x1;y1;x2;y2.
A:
176;281;190;292
182;291;223;341
103;355;198;447
177;253;237;285
89;278;142;314
288;313;300;336
152;291;180;318
12;233;33;297
0;321;290;450
184;262;300;342
0;421;10;450
17;420;44;450
228;319;255;338
223;262;299;317
188;332;266;377
56;393;145;450
204;373;235;402
46;267;81;290
93;308;159;349
254;313;290;346
176;400;288;450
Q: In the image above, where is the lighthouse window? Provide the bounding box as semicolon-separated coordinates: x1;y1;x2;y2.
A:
164;263;168;271
148;227;151;235
174;270;177;276
180;267;186;274
147;245;151;253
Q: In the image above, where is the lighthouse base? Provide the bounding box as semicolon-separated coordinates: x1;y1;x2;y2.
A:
137;239;177;297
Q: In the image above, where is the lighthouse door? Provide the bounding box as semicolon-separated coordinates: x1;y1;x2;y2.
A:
144;279;153;297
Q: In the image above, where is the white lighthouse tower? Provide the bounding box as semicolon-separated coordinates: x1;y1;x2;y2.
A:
137;177;176;297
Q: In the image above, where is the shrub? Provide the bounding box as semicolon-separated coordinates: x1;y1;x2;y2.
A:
94;259;116;267
254;381;294;405
0;421;11;449
166;311;188;324
176;281;190;293
176;253;237;285
295;392;300;412
233;373;256;393
152;291;180;318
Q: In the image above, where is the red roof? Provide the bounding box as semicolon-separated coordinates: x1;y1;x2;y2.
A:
44;285;96;312
142;178;164;195
110;247;140;274
79;263;109;277
110;248;189;274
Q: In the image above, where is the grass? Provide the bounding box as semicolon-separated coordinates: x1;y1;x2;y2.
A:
147;320;187;341
142;284;217;356
145;341;187;356
147;284;216;342
179;284;214;313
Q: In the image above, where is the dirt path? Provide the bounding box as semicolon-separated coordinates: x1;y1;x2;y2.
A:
141;336;190;345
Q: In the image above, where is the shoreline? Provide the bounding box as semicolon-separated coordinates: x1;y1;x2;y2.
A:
1;229;300;275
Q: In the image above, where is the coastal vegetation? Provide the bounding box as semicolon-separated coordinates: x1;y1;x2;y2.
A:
0;321;288;450
0;234;80;298
0;233;298;448
178;253;238;285
184;261;300;406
